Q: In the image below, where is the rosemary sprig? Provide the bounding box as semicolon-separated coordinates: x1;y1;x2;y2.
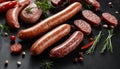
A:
40;61;53;69
35;0;51;15
0;24;9;35
86;31;102;54
101;29;114;53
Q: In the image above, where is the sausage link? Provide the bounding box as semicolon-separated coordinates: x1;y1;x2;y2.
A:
30;24;71;56
49;31;84;58
6;0;30;29
18;2;82;40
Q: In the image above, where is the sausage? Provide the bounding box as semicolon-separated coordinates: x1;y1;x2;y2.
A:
74;19;92;35
30;24;71;55
20;2;43;24
6;0;30;29
49;31;84;58
0;1;17;13
102;12;118;27
82;10;101;26
18;2;82;40
84;0;100;11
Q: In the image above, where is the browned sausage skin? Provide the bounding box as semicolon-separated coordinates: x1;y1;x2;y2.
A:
30;24;71;56
20;2;42;24
82;10;101;26
6;0;30;29
49;31;84;58
84;0;100;11
102;12;118;27
74;19;92;35
18;2;82;40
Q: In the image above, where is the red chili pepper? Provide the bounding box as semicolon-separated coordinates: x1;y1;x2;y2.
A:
0;1;17;13
81;40;94;50
0;0;6;3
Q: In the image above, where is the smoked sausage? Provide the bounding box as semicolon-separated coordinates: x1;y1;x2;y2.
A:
30;24;71;56
18;2;82;40
49;31;84;58
6;0;30;29
102;12;118;27
74;19;92;35
82;10;101;26
20;2;42;24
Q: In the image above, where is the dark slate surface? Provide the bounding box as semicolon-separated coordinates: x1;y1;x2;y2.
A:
0;0;120;69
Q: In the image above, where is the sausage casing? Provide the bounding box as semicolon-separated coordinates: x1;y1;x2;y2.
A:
49;31;84;58
18;2;82;40
30;24;71;55
6;0;30;29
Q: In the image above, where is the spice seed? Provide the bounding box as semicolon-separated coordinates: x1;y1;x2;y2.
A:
103;24;108;28
79;57;84;61
4;60;9;67
73;58;78;63
5;60;9;64
22;51;26;57
17;61;21;66
4;32;8;36
115;11;119;14
108;2;113;8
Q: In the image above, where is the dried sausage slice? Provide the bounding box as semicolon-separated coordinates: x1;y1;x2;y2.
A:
102;12;118;27
74;19;92;35
82;10;101;26
10;43;22;54
20;2;43;24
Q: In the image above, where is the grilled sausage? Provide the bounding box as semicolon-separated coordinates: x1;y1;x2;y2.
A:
18;2;82;40
49;31;84;58
6;0;30;29
102;12;118;27
30;24;71;55
74;19;92;35
84;0;100;11
82;10;101;26
20;2;42;24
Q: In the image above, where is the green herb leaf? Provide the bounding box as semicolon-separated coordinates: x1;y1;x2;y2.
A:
86;31;102;54
25;7;33;13
101;29;114;53
35;0;51;16
79;0;93;9
40;61;53;69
